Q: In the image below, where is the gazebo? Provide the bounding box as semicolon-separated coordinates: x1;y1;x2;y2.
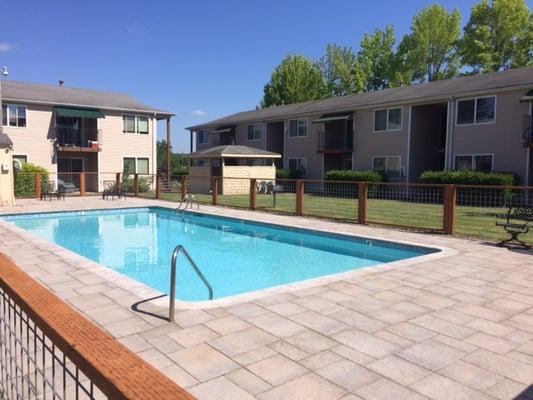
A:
184;145;281;195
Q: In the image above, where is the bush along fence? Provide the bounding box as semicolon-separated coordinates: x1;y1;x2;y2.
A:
15;172;533;243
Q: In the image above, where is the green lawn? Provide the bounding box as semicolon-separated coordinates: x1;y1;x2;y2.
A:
138;191;532;244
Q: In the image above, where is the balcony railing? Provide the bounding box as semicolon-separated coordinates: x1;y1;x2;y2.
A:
211;136;236;146
56;127;101;151
317;131;353;153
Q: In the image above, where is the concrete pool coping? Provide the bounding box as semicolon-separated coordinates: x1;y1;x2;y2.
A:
0;205;456;310
1;197;533;400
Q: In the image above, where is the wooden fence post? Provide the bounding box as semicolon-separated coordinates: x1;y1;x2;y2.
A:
296;180;304;216
181;176;187;201
212;177;218;205
115;173;121;192
134;174;139;197
35;174;42;199
155;175;161;199
443;184;457;235
358;182;368;224
80;172;86;196
250;178;257;210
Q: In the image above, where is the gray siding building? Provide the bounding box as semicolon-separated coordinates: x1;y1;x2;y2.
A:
187;67;533;185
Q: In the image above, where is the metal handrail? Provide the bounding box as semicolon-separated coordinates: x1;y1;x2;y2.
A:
169;245;213;322
175;194;199;212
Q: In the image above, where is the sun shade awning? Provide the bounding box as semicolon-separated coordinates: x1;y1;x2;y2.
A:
210;127;233;133
54;106;104;118
313;112;354;123
520;89;533;103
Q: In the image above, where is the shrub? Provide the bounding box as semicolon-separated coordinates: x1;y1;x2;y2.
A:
276;168;303;179
121;174;152;193
14;163;50;197
324;170;383;182
419;170;518;186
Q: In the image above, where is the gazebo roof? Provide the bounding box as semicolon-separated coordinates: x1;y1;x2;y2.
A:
184;145;281;159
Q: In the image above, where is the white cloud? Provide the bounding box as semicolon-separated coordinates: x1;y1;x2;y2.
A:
189;109;207;117
0;42;14;52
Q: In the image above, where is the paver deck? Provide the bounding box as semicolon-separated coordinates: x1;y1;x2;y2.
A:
1;197;532;400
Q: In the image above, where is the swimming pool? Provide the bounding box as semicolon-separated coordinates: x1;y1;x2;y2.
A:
2;207;438;301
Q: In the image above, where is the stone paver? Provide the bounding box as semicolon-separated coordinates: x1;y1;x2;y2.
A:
2;197;533;399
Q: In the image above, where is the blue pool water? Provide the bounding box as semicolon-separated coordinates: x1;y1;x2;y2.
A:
2;208;437;301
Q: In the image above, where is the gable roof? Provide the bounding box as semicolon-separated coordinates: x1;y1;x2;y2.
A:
188;66;533;130
184;145;281;159
0;80;174;117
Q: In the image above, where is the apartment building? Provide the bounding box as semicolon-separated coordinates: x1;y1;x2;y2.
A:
0;80;174;191
187;66;533;185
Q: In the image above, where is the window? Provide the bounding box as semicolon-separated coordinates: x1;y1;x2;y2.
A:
137;158;149;174
288;158;307;175
12;155;27;170
2;104;27;127
343;158;352;170
374;108;402;132
123;157;136;174
454;154;493;172
198;130;209;144
122;115;150;134
289;119;308;137
457;96;496;125
247;123;262;140
372;156;402;178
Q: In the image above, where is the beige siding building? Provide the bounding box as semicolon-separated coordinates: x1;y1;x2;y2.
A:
188;67;533;185
1;80;173;191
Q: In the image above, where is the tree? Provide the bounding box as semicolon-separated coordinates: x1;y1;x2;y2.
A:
262;54;327;107
157;140;188;176
319;44;364;96
460;0;532;72
357;26;397;90
399;4;462;82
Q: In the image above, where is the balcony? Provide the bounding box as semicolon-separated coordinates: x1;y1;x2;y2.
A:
317;131;353;154
56;127;102;152
211;135;236;146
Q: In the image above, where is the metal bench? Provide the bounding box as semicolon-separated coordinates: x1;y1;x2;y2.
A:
496;204;533;247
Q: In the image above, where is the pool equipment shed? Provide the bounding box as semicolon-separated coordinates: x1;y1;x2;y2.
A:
184;145;281;195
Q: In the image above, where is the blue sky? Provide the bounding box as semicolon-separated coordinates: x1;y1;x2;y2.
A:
1;0;531;152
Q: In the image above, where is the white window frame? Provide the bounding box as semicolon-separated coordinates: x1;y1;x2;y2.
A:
372;155;402;179
453;153;494;172
288;118;308;138
373;107;403;133
122;114;150;134
122;156;150;174
197;130;210;144
2;103;27;128
455;95;497;126
247;122;262;141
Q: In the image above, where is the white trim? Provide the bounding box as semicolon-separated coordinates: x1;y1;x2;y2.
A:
2;103;27;128
453;153;494;172
371;155;402;179
455;95;497;126
287;118;309;138
122;155;150;175
121;114;151;135
373;107;403;133
12;154;29;170
197;129;210;144
406;106;412;182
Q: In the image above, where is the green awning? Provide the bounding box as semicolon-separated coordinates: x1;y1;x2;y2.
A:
54;106;104;118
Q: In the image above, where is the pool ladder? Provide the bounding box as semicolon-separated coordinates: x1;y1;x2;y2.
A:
175;194;200;213
168;244;213;322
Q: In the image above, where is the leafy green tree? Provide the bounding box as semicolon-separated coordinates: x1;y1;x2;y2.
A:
357;26;397;90
319;44;364;96
157;140;188;176
263;54;327;107
460;0;532;72
398;4;462;82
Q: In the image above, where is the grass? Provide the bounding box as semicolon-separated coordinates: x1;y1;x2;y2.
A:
138;191;532;244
